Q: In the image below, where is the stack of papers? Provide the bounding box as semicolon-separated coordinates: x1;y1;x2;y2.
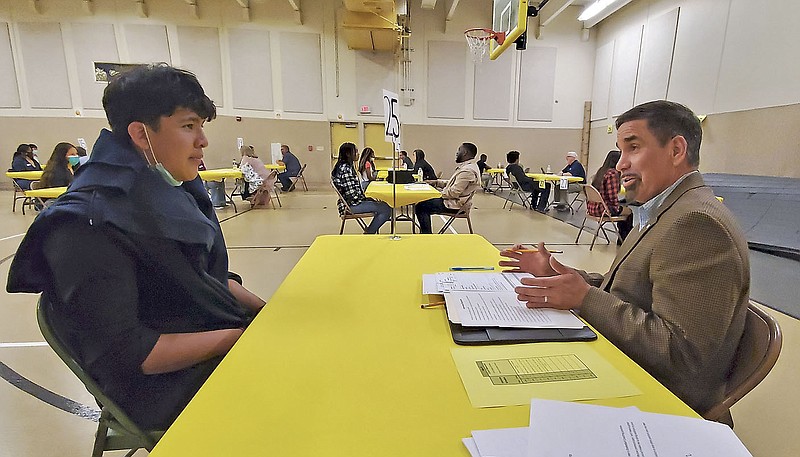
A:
463;399;753;457
423;272;584;329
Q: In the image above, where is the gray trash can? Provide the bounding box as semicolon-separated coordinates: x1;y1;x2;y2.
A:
206;181;227;208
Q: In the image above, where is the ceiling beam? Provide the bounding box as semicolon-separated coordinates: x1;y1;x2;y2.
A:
443;0;460;32
235;0;251;21
133;0;147;18
538;0;575;27
287;0;302;25
421;0;437;10
184;0;199;19
446;0;460;21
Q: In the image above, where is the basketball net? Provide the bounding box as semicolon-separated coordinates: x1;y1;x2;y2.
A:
464;28;505;64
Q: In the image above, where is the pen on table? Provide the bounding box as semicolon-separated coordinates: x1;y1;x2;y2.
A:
420;302;445;309
512;249;564;254
449;266;495;271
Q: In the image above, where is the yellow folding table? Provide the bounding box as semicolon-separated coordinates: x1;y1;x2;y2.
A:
150;235;696;457
365;182;441;233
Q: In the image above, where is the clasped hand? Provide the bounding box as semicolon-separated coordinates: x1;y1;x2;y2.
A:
498;242;591;310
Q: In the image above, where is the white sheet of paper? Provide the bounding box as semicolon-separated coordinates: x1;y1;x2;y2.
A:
528;399;753;457
472;427;528;457
445;292;585;328
461;438;480;457
421;274;441;295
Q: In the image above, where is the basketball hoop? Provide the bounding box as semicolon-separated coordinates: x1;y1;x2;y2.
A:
464;28;505;64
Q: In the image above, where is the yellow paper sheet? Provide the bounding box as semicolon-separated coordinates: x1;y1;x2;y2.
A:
451;343;641;408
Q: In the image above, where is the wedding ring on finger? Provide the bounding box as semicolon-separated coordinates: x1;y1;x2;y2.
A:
544;296;548;303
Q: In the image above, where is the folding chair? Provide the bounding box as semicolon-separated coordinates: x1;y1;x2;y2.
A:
502;173;531;210
9;172;35;214
36;298;164;457
287;164;308;192
568;184;585;211
575;184;630;250
703;301;782;426
331;182;372;234
437;191;476;234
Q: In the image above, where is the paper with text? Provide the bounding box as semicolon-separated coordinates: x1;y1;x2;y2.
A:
528;399;753;457
445;291;584;329
435;272;530;292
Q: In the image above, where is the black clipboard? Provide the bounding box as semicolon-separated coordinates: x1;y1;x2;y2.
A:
449;321;597;345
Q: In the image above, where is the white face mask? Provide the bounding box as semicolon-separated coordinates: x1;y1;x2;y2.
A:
143;125;183;187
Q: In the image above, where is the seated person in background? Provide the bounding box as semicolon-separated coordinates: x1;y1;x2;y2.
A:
7;64;265;430
357;147;377;191
415;142;480;234
499;101;749;423
39;142;79;188
239;145;277;208
553;151;587;211
398;150;414;169
476;153;492;190
276;144;301;191
332;142;392;234
74;146;89;171
506;150;550;213
29;143;41;166
412;149;437;181
10;143;42;190
588;150;632;243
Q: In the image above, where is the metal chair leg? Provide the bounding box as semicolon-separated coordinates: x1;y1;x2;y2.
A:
575;217;588;244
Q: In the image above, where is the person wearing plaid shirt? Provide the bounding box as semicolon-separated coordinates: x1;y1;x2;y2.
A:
332;142;392;234
587;150;632;242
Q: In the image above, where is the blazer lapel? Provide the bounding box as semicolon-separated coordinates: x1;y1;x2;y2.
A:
600;172;706;290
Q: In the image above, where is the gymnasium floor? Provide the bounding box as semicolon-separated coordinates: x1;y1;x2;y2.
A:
0;188;796;457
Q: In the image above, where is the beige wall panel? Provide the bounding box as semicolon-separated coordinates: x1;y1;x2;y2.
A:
700;103;800;178
0;22;20;108
589;103;800;179
17;22;72;109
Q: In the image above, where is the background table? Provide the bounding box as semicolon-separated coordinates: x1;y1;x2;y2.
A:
25;186;67;203
365;182;441;232
198;168;243;212
6;170;44;181
151;235;696;457
485;168;508;191
526;173;584;208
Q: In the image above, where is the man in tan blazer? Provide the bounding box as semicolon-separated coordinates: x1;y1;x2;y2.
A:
500;100;749;421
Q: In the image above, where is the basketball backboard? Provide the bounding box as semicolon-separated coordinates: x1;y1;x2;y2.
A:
490;0;528;60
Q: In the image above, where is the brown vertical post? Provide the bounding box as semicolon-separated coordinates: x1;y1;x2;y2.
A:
580;101;592;166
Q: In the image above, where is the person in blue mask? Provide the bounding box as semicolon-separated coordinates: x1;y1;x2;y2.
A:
38;142;79;188
7;63;265;430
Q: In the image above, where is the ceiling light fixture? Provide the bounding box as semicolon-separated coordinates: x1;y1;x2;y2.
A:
577;0;616;22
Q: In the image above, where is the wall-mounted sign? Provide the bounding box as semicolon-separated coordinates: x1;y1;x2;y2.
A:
93;62;143;83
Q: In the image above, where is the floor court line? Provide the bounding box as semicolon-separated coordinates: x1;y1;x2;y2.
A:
0;342;48;348
0;233;25;242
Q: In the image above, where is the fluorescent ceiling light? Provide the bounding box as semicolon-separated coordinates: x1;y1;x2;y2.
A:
578;0;615;21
